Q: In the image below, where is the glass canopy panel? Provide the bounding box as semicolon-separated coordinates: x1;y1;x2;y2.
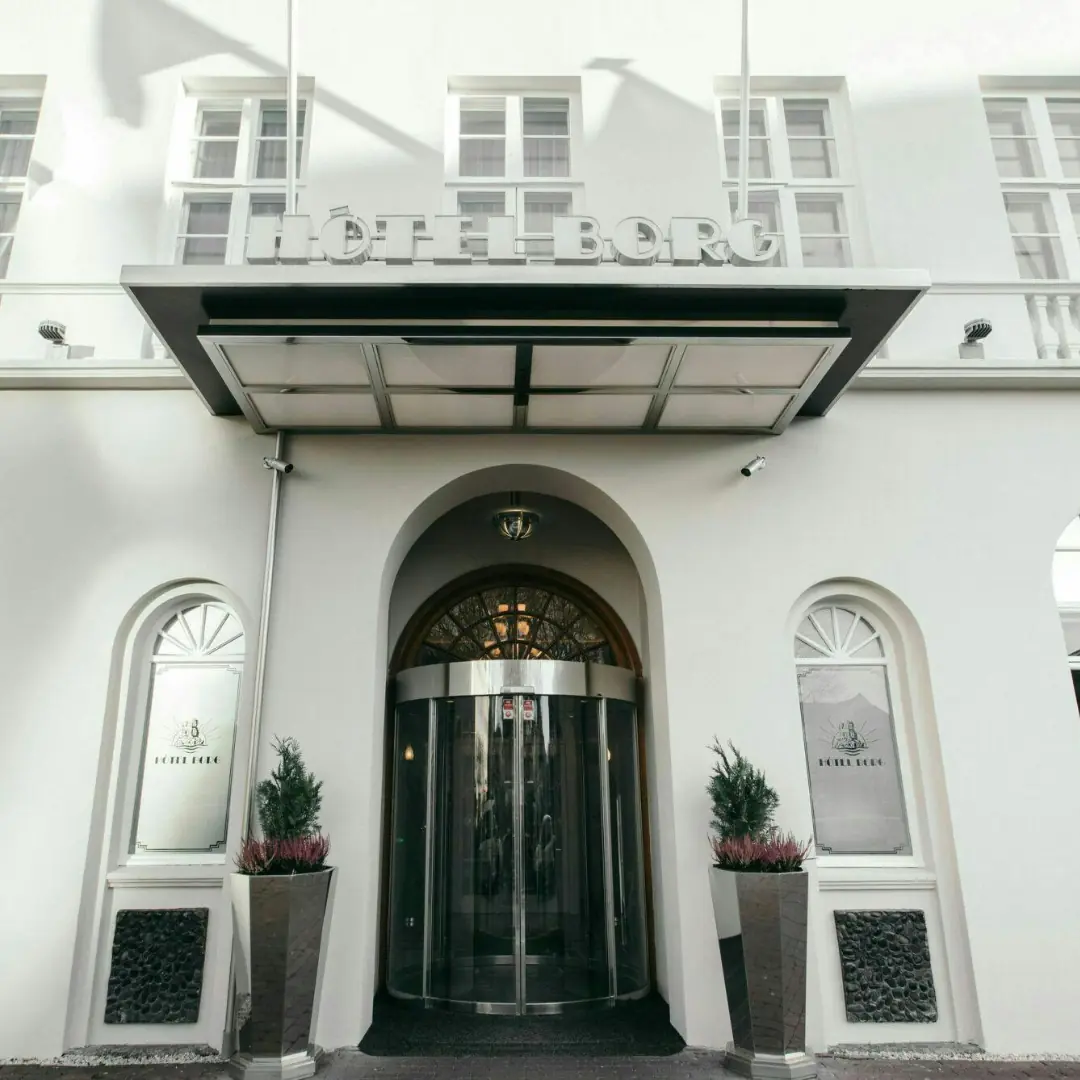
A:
379;344;517;387
675;343;829;388
223;343;371;387
530;345;669;387
250;392;381;427
527;394;652;428
391;394;514;427
658;393;792;428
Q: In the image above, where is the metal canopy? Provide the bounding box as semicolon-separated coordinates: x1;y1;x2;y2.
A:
121;264;927;435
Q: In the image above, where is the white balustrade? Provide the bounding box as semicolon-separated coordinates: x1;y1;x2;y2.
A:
1026;290;1080;362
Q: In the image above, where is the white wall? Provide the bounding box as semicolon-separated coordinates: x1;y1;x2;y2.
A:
0;390;271;1059
4;389;1080;1056
1;0;1079;366
250;390;1080;1056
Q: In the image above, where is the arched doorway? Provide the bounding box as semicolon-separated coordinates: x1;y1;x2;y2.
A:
384;566;649;1015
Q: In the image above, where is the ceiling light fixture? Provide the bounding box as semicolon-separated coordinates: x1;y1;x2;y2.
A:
494;492;539;541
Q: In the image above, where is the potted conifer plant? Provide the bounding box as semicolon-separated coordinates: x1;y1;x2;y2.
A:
707;739;816;1080
228;736;334;1080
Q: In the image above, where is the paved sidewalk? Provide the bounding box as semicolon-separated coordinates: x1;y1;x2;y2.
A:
6;1051;1080;1080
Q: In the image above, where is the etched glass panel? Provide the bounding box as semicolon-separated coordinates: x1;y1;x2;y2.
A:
797;665;911;854
132;603;245;855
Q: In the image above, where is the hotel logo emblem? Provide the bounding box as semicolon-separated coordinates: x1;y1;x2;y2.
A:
171;718;208;753
831;720;870;756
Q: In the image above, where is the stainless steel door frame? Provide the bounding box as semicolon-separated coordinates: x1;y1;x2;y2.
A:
396;659;637;705
510;694;527;1013
597;696;618;1001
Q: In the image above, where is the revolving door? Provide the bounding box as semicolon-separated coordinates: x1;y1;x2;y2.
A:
386;660;649;1013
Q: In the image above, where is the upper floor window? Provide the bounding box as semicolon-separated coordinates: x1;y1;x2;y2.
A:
445;88;583;258
984;95;1080;279
172;93;309;266
0;98;41;277
718;94;856;268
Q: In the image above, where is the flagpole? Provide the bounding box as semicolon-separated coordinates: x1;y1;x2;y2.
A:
286;0;298;214
737;0;750;222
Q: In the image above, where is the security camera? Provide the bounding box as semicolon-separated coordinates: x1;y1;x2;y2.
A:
262;457;294;474
38;320;66;344
741;455;766;477
962;319;992;345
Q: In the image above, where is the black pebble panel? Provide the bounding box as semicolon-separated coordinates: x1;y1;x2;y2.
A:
833;910;938;1024
104;908;209;1024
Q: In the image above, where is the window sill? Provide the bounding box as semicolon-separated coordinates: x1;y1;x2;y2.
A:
446;177;584;187
107;862;227;889
172;179;309;190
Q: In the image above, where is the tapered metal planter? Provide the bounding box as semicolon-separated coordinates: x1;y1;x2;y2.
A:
228;869;335;1080
709;868;816;1080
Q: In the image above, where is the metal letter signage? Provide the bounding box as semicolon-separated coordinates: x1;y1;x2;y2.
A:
244;210;780;268
611;217;664;266
320;208;373;264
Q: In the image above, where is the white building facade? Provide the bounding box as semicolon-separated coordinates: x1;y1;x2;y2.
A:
3;0;1080;1063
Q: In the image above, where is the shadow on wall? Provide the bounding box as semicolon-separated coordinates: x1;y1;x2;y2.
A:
96;0;439;163
583;58;725;218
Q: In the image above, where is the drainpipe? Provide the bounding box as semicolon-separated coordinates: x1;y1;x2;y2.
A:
286;0;298;214
737;0;750;223
241;430;288;839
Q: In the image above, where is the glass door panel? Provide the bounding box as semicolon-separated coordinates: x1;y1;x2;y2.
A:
386;700;431;998
606;699;649;995
428;696;516;1005
522;696;610;1007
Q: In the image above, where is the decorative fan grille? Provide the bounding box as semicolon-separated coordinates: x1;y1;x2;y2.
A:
416;584;615;665
154;602;245;659
795;604;883;661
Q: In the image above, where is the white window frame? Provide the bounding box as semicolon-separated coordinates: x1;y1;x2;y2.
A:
165;89;312;266
444;86;585;260
114;595;248;870
70;583;256;1051
793;596;930;872
715;90;864;268
984;92;1080;280
0;90;43;278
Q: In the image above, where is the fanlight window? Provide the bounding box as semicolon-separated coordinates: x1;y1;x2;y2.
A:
417;584;615;665
131;601;245;857
794;603;912;856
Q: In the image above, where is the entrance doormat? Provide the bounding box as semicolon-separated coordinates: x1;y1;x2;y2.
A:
359;993;686;1057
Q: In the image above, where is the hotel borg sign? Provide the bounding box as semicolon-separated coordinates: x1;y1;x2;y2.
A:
246;209;779;267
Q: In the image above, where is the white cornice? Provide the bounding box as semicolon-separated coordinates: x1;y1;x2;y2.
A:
0;366;187;389
853;366;1080;390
